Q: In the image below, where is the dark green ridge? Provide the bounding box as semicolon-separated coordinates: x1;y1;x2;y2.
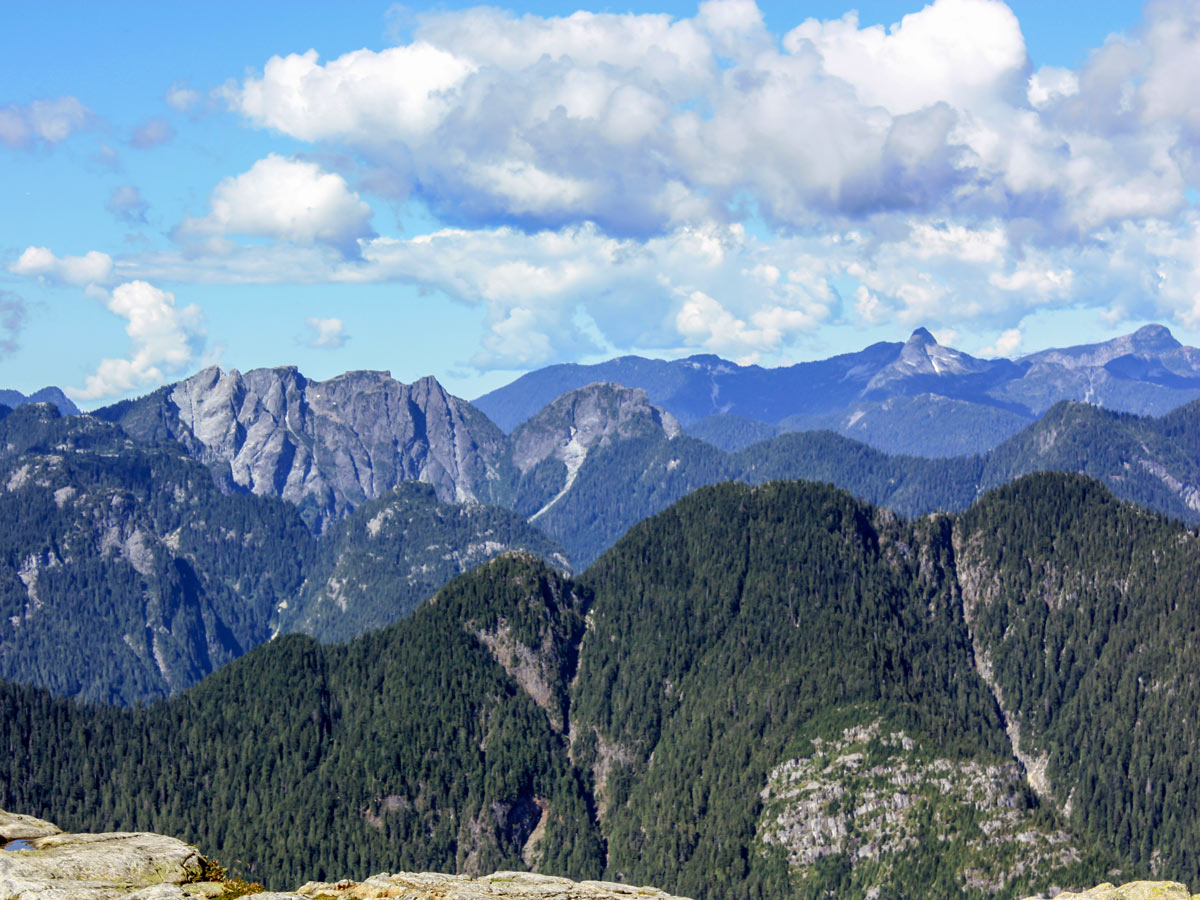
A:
5;473;1200;897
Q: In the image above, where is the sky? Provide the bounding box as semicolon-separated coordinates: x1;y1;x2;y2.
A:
2;0;1198;408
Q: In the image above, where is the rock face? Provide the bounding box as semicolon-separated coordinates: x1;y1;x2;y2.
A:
4;808;1196;900
99;367;508;528
293;872;694;900
0;809;693;900
1024;884;1200;900
508;383;681;521
0;815;208;900
757;718;1084;896
0;812;60;843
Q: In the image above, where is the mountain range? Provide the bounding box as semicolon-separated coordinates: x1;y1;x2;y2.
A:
4;327;1200;704
3;473;1198;899
474;324;1200;456
0;403;567;703
0;386;78;417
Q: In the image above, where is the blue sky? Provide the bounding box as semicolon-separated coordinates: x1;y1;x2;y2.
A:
2;0;1197;407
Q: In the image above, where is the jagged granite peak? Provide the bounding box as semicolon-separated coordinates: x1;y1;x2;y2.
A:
510;382;681;476
508;382;681;521
477;325;1200;456
865;326;993;391
103;365;508;527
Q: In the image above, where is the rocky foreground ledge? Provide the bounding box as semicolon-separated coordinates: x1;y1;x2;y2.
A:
2;809;1197;900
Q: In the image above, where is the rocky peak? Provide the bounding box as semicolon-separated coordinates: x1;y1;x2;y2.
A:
0;387;79;417
109;366;508;529
509;382;680;477
1129;324;1181;352
866;327;990;391
907;326;937;346
1022;324;1190;371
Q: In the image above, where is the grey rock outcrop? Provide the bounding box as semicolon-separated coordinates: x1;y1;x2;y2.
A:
0;388;80;417
508;382;680;520
0;812;60;844
0;809;693;900
293;871;693;900
1022;883;1200;900
102;367;508;528
0;815;209;900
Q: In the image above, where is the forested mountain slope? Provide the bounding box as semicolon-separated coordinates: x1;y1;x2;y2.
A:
4;474;1199;898
0;405;570;702
0;404;312;704
542;398;1200;568
280;483;569;642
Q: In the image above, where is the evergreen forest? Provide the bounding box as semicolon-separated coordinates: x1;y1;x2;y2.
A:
3;472;1200;900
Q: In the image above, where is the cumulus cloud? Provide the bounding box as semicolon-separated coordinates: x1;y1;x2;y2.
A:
980;326;1023;357
220;0;1200;241
10;246;114;286
69;281;206;400
107;186;149;224
70;0;1197;369
130;117;175;149
304;316;347;348
0;97;91;150
0;291;26;357
177;154;375;255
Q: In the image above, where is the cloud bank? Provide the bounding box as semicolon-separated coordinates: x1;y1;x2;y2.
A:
12;0;1200;390
196;0;1200;366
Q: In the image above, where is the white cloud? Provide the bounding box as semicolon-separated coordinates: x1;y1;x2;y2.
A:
63;0;1200;372
1027;66;1078;109
69;281;206;401
304;316;347;348
0;97;91;149
107;186;149;225
783;0;1026;116
232;44;476;144
10;246;113;286
979;326;1023;357
216;0;1200;249
177;154;375;255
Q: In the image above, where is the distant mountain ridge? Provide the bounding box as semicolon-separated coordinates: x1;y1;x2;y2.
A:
94;369;679;534
0;386;79;417
84;359;1200;572
473;324;1200;456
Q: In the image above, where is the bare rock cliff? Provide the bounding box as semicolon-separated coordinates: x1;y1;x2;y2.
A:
0;810;691;900
107;367;508;527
